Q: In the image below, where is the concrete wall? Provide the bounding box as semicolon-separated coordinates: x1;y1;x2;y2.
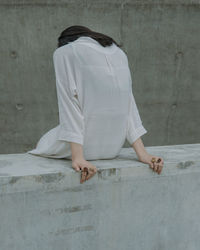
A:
0;144;200;250
1;0;200;153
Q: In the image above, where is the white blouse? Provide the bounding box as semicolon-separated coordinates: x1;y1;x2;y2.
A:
27;36;147;160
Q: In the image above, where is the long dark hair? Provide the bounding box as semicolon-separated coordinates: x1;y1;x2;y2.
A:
57;25;122;49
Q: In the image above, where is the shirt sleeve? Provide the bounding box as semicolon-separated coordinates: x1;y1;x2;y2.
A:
53;45;85;145
126;69;147;145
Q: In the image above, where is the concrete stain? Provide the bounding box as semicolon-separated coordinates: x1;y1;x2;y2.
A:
55;204;92;214
15;103;24;111
41;204;92;216
50;225;94;236
108;168;116;176
176;161;195;169
9;176;20;184
9;172;65;185
34;172;65;183
97;168;118;179
10;50;17;58
44;184;96;194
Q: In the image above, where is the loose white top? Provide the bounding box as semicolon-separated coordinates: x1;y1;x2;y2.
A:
27;36;147;160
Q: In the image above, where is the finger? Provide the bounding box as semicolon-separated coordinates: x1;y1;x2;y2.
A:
156;163;161;172
149;163;154;169
160;162;164;168
159;158;164;165
86;169;97;180
85;172;93;181
156;164;161;173
80;170;88;184
158;166;163;174
152;162;156;171
157;165;162;174
85;168;94;180
156;158;162;163
158;166;162;174
73;166;81;172
80;173;87;184
151;162;157;172
153;163;159;172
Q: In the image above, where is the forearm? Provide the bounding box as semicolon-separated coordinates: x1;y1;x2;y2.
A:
70;142;85;161
131;137;148;160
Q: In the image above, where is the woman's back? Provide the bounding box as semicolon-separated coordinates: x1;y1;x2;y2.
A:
27;36;147;160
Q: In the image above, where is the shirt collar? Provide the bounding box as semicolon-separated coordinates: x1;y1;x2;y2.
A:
72;36;118;54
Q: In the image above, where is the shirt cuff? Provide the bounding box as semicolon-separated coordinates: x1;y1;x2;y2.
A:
57;127;84;145
127;126;147;145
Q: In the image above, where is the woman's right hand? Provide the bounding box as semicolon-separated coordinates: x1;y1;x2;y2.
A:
138;153;164;175
72;158;98;184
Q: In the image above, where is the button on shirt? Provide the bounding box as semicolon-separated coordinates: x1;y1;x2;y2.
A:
27;36;147;160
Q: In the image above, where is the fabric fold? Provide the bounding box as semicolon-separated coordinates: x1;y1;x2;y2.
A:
53;45;85;145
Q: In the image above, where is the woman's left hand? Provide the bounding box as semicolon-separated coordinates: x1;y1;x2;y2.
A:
138;153;164;175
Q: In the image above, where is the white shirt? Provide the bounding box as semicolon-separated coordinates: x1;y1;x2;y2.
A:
27;36;147;160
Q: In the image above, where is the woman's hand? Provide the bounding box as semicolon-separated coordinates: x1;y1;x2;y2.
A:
131;138;163;174
72;158;98;183
138;153;164;175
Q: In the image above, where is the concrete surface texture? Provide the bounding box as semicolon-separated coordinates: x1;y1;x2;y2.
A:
1;0;200;154
0;143;200;250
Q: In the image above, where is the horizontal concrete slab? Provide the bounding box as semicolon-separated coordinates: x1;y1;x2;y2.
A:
0;143;200;250
0;143;200;194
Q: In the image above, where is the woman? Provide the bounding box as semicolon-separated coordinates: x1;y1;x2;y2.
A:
27;25;164;183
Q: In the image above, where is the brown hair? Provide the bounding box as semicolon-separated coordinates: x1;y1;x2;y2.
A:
57;25;122;49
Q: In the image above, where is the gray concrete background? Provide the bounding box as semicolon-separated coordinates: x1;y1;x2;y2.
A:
1;0;200;154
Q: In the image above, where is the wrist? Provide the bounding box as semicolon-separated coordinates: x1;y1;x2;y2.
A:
70;142;85;162
137;151;149;161
138;154;146;161
133;147;148;160
72;155;85;162
131;137;148;161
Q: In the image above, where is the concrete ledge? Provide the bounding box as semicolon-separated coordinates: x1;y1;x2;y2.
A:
0;143;200;250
